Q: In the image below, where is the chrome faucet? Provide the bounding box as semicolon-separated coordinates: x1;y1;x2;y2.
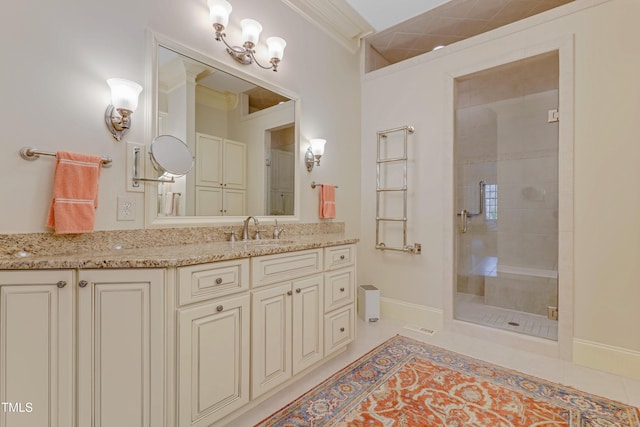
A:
242;216;259;241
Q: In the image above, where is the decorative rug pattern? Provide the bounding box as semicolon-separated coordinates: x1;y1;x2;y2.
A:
255;335;640;427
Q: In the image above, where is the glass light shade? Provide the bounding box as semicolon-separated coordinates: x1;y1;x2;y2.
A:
208;0;232;27
266;37;286;60
107;78;142;112
241;19;262;45
310;138;326;156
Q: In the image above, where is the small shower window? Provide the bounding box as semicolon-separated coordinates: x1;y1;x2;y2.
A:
485;184;498;220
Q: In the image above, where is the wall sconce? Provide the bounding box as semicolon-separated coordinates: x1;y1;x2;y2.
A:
305;138;326;172
105;78;143;141
208;0;286;72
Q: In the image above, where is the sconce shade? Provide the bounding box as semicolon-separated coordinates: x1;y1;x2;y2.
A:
107;78;142;112
310;138;326;156
241;19;262;45
267;37;286;60
208;0;232;27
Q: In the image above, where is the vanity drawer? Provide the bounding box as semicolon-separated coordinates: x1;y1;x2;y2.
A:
324;245;356;271
251;249;323;288
324;267;355;313
324;305;354;356
178;259;249;306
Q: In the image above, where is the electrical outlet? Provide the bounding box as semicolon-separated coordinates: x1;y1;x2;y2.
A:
117;196;136;221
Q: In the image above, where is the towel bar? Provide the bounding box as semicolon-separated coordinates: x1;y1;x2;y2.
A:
20;146;112;167
310;181;339;189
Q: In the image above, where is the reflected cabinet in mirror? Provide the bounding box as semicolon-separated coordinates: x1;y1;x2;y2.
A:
149;39;298;225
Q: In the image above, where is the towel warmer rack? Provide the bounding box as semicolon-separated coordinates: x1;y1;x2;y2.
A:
375;125;421;254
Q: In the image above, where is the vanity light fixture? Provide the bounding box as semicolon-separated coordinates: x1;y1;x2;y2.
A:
305;138;326;172
105;78;143;141
208;0;286;72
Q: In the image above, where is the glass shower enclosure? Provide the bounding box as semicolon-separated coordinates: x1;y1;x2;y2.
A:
453;52;560;340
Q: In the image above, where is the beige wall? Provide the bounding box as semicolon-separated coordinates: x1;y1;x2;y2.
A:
0;0;361;234
360;0;640;377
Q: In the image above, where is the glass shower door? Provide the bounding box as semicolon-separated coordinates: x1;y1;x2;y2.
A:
453;52;560;340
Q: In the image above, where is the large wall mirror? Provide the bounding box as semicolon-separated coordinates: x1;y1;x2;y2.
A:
145;34;299;227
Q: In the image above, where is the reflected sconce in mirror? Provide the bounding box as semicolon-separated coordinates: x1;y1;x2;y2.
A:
105;78;143;141
208;0;286;72
305;138;326;172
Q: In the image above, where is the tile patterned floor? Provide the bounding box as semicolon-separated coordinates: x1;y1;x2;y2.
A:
454;292;559;340
227;317;640;426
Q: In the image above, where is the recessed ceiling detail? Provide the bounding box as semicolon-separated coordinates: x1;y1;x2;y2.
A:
365;0;574;71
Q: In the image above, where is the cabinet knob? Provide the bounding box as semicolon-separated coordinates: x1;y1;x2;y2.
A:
57;281;67;288
79;280;88;288
215;278;223;285
340;327;345;332
287;290;293;296
340;255;345;260
216;305;224;312
295;288;301;293
340;287;345;292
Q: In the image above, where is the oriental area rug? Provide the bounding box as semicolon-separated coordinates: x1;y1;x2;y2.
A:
255;335;640;427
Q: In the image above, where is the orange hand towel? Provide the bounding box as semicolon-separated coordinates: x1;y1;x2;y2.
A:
319;184;336;219
46;151;102;234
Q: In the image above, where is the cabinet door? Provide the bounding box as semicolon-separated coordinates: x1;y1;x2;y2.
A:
178;294;249;427
223;189;246;216
251;283;292;399
196;133;223;187
195;186;223;216
77;269;164;427
0;270;73;427
222;139;247;190
292;274;323;375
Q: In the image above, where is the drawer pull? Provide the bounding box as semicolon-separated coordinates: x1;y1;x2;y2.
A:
79;280;88;288
287;290;293;296
339;287;345;292
215;277;223;285
295;288;301;293
340;327;345;332
340;255;345;260
216;305;224;312
57;281;67;288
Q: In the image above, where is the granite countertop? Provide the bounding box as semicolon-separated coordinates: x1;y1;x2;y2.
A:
0;233;358;270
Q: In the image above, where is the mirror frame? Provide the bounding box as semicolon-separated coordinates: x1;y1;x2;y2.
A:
143;31;301;228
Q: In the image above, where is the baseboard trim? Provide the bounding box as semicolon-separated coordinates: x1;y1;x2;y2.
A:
573;338;640;380
380;297;443;330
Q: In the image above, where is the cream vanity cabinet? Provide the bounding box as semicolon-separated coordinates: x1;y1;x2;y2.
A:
0;270;74;427
323;245;356;355
174;259;251;427
195;133;247;216
250;249;325;399
0;268;164;427
77;269;165;427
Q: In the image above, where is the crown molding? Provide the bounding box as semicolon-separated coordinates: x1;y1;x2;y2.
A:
280;0;374;53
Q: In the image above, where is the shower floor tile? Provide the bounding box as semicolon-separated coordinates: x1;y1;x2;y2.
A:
455;292;558;340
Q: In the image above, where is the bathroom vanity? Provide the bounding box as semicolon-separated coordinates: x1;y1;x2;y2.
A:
0;229;357;427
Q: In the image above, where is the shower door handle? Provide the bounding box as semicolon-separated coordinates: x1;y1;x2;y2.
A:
457;209;468;233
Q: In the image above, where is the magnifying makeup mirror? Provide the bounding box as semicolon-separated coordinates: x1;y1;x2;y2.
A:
150;135;194;176
132;135;194;185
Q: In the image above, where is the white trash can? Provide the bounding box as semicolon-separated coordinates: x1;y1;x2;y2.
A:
358;285;380;322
